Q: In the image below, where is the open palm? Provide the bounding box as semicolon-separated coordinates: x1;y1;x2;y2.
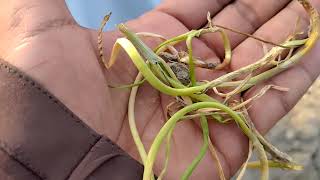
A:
1;0;319;179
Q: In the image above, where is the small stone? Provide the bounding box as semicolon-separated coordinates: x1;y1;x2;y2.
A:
168;62;191;86
285;130;296;140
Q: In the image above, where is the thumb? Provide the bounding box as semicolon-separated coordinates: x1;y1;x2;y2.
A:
2;0;75;26
0;0;76;55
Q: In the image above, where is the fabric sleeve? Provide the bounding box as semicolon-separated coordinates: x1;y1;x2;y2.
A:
0;58;143;180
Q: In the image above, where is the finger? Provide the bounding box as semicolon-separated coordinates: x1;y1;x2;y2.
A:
155;0;232;30
231;0;320;133
4;0;74;25
231;0;311;70
200;0;291;58
245;41;320;134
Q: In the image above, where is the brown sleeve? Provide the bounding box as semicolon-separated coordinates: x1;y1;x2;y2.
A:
0;59;143;180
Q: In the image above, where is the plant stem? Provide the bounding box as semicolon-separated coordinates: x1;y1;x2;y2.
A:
186;33;197;86
208;138;226;180
108;78;146;89
118;24;161;64
128;73;147;162
155;31;196;53
247;161;303;170
143;102;268;180
181;115;209;180
128;73;156;180
236;141;253;180
157;125;175;180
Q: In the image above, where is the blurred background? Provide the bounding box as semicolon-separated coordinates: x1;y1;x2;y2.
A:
66;1;320;179
240;80;320;180
66;0;161;30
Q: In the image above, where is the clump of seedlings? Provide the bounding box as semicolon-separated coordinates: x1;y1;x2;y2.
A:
98;0;319;179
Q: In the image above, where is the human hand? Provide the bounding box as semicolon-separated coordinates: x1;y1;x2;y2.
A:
1;0;319;179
